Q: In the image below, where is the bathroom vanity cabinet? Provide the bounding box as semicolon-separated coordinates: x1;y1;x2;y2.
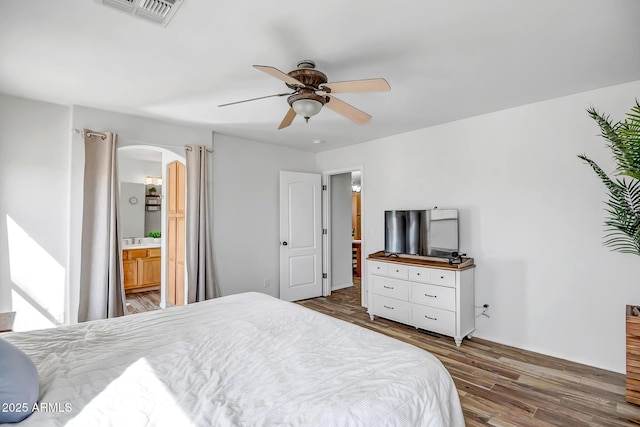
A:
123;247;161;293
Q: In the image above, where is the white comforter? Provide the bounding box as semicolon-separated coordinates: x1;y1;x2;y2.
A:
3;292;464;426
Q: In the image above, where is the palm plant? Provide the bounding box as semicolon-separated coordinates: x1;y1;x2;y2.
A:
578;101;640;255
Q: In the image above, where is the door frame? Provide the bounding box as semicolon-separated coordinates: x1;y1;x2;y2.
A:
322;165;366;307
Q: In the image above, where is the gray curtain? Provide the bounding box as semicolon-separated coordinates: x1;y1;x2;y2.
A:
186;145;218;303
78;130;126;322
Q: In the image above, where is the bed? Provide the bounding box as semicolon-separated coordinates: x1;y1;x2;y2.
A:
1;292;464;426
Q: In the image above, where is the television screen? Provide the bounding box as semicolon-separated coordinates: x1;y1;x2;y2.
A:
384;209;458;257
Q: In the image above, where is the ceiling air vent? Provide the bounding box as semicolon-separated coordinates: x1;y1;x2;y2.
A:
95;0;183;27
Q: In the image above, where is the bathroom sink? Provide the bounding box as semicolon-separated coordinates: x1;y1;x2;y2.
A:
122;238;161;248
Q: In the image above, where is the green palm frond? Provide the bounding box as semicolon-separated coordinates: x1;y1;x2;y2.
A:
579;101;640;256
587;101;640;180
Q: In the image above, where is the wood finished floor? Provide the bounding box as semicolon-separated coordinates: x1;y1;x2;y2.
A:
125;282;640;425
298;276;640;426
125;290;161;315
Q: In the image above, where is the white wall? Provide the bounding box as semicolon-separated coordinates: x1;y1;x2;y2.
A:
330;173;353;290
316;80;640;373
0;94;70;330
211;134;317;297
120;182;146;238
118;155;162;239
119;157;162;183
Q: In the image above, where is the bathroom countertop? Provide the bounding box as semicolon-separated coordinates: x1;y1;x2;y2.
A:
122;243;161;250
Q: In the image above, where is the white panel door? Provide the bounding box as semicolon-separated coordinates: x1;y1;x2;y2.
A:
279;171;322;301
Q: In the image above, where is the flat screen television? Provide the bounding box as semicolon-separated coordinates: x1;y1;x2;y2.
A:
384;209;459;257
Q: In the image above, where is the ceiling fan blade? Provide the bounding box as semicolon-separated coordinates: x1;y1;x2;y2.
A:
253;65;304;87
325;95;372;125
278;108;297;130
320;78;390;94
218;92;291;107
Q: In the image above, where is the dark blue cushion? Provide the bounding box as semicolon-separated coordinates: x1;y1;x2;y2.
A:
0;338;39;423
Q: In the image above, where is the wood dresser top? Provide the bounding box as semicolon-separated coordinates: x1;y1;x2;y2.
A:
366;251;475;271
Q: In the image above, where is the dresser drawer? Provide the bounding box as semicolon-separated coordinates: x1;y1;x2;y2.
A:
411;305;455;336
371;276;409;301
431;269;456;287
408;266;431;283
372;295;410;323
411;283;456;311
369;261;389;276
387;264;409;280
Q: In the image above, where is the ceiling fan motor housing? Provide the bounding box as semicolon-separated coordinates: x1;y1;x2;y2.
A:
285;68;328;91
286;64;329;119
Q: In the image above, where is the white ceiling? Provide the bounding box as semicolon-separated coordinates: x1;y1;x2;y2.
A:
119;147;162;163
1;1;639;153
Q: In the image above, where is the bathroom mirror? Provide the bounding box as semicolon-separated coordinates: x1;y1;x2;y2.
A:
118;148;163;242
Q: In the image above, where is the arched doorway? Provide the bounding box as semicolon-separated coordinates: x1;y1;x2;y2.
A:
118;145;186;311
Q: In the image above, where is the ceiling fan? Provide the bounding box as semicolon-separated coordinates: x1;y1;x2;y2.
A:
219;60;391;129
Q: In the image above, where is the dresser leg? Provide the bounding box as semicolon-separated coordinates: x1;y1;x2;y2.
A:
454;337;462;347
466;333;474;340
369;314;374;321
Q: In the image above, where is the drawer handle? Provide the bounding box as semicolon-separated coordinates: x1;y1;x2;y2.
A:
383;285;394;290
383;305;394;310
425;315;437;320
416;273;421;276
425;294;437;298
440;276;444;279
395;269;399;272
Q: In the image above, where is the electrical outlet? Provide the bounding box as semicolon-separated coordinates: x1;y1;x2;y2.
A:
263;279;270;288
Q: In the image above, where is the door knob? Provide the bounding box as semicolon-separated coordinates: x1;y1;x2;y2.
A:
282;241;288;246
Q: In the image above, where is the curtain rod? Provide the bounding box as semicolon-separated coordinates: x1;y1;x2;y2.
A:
72;129;107;140
71;129;213;153
185;145;213;153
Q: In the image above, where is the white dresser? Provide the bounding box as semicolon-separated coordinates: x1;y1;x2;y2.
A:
367;256;475;346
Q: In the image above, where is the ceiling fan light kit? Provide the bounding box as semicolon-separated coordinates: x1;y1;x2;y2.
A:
220;60;390;130
289;94;325;121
